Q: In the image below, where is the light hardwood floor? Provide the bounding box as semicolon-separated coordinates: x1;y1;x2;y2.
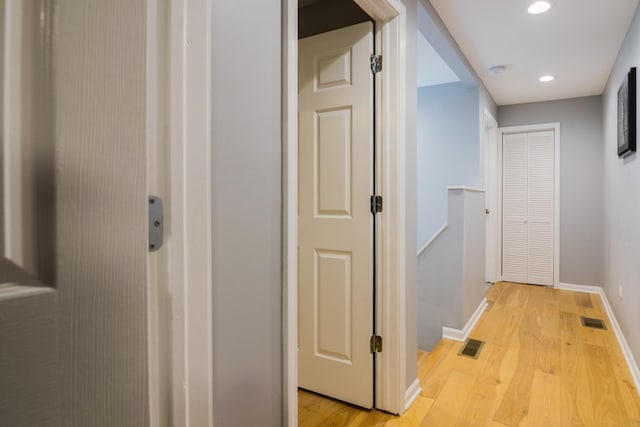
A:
298;282;640;426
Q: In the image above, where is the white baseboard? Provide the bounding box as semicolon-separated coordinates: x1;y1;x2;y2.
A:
557;282;601;294
558;282;640;396
442;298;488;342
403;378;421;413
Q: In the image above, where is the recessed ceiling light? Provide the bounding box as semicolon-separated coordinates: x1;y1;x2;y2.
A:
539;75;555;82
488;65;506;75
528;1;552;14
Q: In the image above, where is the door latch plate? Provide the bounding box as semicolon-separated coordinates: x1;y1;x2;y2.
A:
149;196;163;252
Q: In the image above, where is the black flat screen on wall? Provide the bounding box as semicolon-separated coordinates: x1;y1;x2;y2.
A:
617;67;636;158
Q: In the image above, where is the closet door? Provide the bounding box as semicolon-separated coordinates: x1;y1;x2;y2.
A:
526;131;554;286
502;130;554;286
502;133;528;284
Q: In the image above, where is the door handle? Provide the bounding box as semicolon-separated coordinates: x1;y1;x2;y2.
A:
485;209;490;214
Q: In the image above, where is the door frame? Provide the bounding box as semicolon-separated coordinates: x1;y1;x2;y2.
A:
284;0;408;423
162;0;215;425
497;123;560;287
482;108;499;284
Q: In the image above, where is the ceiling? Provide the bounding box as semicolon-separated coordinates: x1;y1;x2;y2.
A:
417;31;460;88
429;0;640;105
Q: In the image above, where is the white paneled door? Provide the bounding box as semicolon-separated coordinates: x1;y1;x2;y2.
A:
502;130;555;286
298;22;374;408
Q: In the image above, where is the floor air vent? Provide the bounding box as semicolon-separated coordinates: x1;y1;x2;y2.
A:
458;338;484;359
581;316;607;330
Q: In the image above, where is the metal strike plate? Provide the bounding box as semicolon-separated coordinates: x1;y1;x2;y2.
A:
148;196;163;252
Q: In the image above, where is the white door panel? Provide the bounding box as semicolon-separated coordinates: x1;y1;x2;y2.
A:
298;21;374;408
502;133;528;283
526;131;554;285
503;221;528;284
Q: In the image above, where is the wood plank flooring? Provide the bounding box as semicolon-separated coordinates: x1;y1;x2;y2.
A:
298;282;640;426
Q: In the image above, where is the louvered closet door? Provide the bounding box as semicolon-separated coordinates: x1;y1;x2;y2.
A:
526;131;554;285
502;133;528;284
502;130;554;286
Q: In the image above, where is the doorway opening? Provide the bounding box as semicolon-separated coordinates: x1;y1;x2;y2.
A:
297;15;377;408
284;0;408;423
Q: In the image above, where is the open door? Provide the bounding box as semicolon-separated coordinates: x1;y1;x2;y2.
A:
298;21;375;408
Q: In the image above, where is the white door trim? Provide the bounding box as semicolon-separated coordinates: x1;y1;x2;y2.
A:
497;123;560;287
146;1;171;425
283;0;408;423
482;108;499;284
282;0;298;423
167;0;214;425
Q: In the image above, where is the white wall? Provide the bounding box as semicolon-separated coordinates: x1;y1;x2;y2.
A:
602;3;640;373
498;96;604;287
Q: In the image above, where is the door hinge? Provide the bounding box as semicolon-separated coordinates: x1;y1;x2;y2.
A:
148;196;164;252
370;54;382;74
370;335;382;353
370;195;383;214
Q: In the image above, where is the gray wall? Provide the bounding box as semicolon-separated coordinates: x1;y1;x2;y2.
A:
417;83;480;248
418;192;464;349
213;0;419;416
480;86;498;124
211;1;282;425
498;96;604;287
401;0;419;392
417;189;485;350
602;3;640;375
417;0;498;123
462;191;486;322
414;0;497;357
